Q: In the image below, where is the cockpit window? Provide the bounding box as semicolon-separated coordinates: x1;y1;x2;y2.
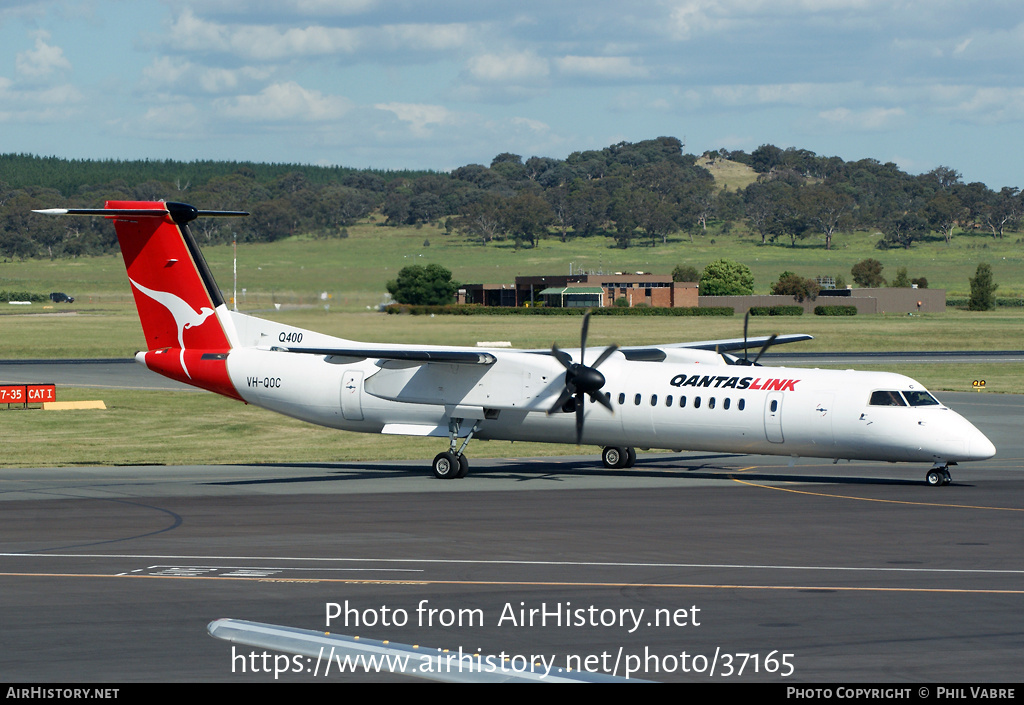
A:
903;390;940;406
869;390;906;406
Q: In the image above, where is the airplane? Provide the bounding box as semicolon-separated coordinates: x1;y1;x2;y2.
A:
35;201;995;487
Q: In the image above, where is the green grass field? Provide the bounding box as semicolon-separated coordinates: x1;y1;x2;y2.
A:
2;307;1023;359
0;386;617;468
3;215;1023;308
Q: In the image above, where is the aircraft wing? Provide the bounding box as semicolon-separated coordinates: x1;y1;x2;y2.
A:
208;618;644;683
666;333;813;352
609;334;812;363
274;334;813;366
274;347;496;365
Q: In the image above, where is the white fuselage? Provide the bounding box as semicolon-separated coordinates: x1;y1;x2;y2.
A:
200;311;995;466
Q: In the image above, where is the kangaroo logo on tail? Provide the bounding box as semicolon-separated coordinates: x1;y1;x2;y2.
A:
129;277;216;379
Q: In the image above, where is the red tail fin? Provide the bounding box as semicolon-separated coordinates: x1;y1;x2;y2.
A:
108;201;232;353
105;201;242;399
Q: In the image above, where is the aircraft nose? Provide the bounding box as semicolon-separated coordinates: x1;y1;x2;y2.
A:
967;428;996;460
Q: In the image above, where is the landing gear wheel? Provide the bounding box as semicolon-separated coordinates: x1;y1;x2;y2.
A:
432;451;459;479
455;454;469;479
624;446;637;468
602;446;628;469
926;468;944;487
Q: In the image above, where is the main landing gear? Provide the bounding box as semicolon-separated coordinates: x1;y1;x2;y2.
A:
601;446;637;469
432;451;468;479
432;418;478;479
925;463;953;487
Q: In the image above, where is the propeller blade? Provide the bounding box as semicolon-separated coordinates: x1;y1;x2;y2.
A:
579;311;591;365
547;387;575;415
742;311;750;364
551;344;573;370
751;333;778;366
589;390;614;412
590;344;619;370
546;310;615;443
575;395;585;444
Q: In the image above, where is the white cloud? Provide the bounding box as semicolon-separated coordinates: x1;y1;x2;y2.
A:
382;23;471;51
509;116;550;133
180;0;379;16
555;56;647;80
817;106;906;130
374;102;458;137
215;82;351;121
162;9;472;62
941;86;1024;124
130;102;204;140
708;83;821;107
141;57;273;94
165;9;360;60
666;0;723;41
467;51;549;83
16;31;71;79
0;77;82;123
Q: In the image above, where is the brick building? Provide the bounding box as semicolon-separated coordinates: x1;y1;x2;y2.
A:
459;273;699;308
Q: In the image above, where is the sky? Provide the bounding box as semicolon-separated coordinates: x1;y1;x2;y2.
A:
1;0;1022;188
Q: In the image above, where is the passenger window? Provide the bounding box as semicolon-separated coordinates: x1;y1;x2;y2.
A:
870;390;906;406
666;395;673;407
679;396;687;408
723;398;731;410
694;397;701;409
651;394;658;406
770;400;778;412
709;397;716;409
634;394;641;406
738;399;745;411
618;393;625;405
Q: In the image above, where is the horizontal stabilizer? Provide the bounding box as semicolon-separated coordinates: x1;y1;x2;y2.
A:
34;202;248;224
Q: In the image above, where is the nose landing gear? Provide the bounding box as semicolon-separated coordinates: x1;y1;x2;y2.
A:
926;464;953;486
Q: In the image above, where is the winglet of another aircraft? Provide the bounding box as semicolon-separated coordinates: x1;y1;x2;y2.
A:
208;618;648;682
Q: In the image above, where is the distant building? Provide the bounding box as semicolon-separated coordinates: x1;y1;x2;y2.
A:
459;273;699;308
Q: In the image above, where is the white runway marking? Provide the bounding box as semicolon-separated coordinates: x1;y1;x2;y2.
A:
4;552;1022;576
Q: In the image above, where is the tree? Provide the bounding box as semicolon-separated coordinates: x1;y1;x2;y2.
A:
851;258;885;288
770;271;820;301
878;211;927;249
924;191;966;245
890;267;911;288
699;259;754;296
386;264;460;306
500;192;554;249
456;193;504;245
671;264;700;282
800;184;854;250
968;263;997;311
980;187;1023;239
